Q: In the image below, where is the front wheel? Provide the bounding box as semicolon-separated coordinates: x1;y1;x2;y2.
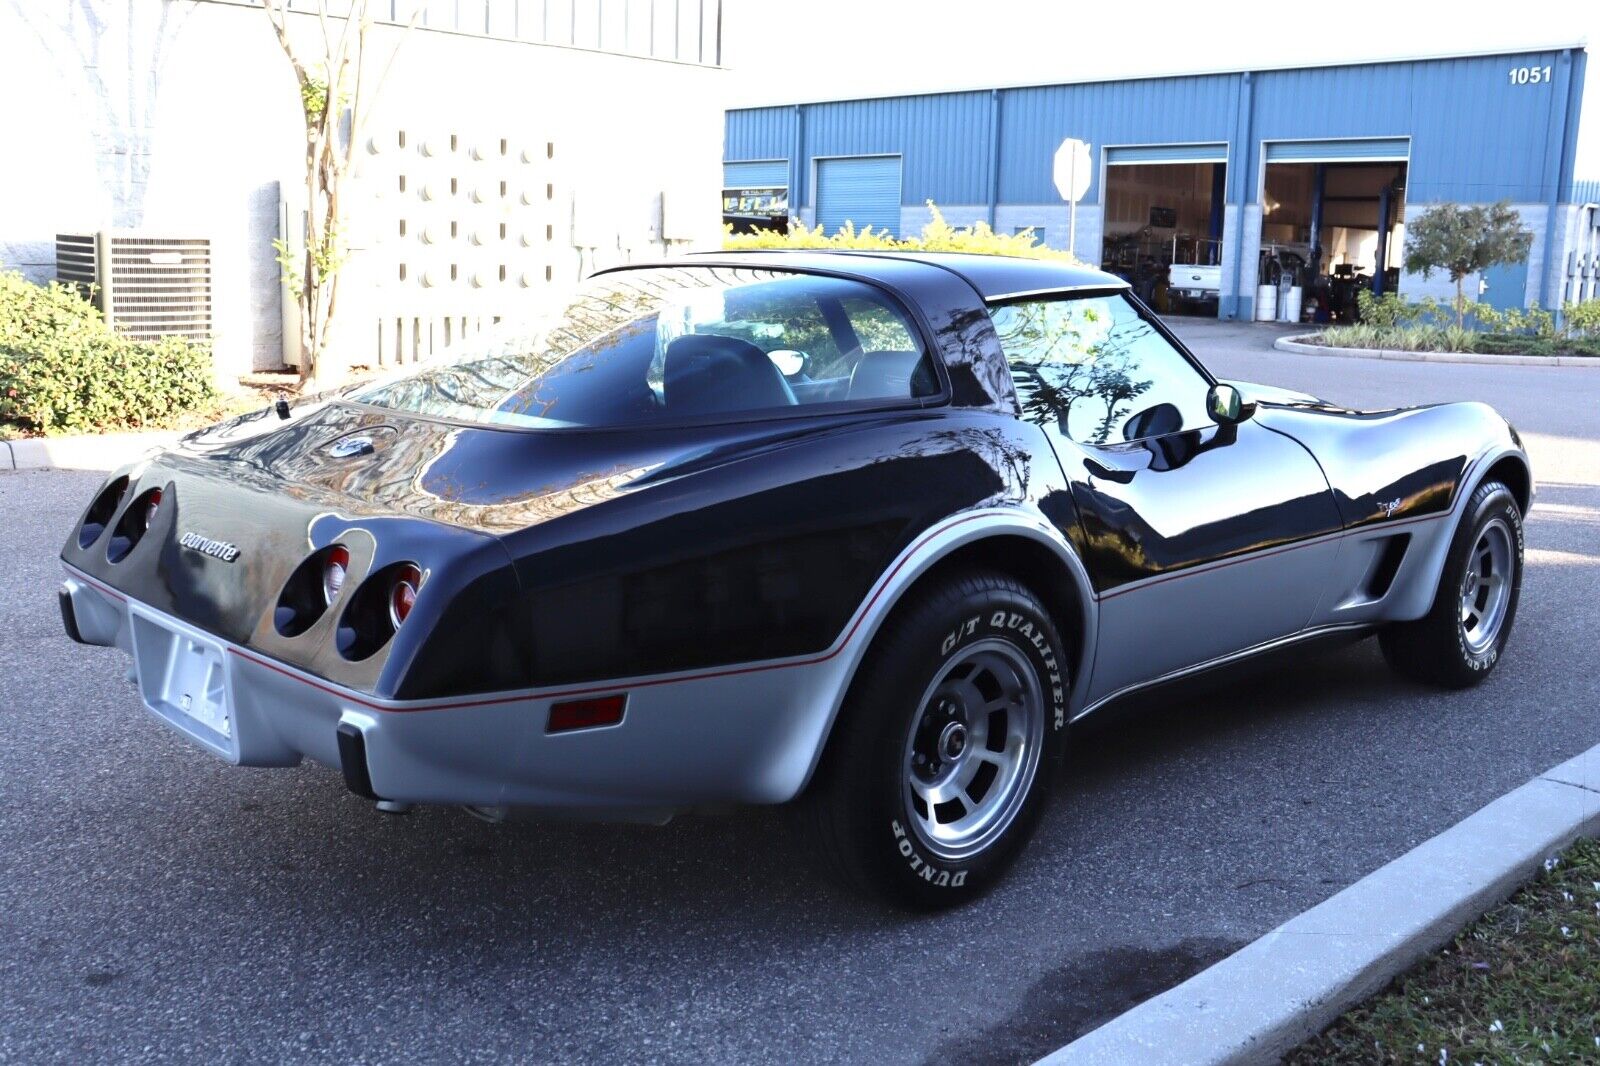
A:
1380;479;1523;688
800;570;1069;909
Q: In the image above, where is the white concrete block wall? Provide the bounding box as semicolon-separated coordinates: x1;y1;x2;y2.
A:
992;205;1076;250
0;0;726;377
899;203;987;236
1231;203;1264;320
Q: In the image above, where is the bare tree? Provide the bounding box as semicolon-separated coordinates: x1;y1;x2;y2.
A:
261;0;425;383
14;1;190;229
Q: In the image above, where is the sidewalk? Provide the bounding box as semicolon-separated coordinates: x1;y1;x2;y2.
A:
1038;741;1600;1065
1;429;183;472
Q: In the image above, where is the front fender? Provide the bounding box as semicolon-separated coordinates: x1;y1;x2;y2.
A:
1256;400;1523;529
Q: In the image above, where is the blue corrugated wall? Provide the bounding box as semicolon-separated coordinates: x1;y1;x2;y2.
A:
726;48;1592;313
727;49;1588;208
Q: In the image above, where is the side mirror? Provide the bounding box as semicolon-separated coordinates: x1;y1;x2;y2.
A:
1207;383;1253;425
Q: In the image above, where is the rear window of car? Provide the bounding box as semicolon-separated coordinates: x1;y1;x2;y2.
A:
348;266;940;429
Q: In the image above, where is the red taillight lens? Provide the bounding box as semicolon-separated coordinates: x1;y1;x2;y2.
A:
322;546;350;606
388;563;421;628
547;694;627;733
143;488;163;530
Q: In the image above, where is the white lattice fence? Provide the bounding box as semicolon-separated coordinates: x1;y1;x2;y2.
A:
279;123;580;369
1565;203;1599;307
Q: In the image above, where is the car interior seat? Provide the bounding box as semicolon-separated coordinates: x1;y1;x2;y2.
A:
848;350;937;401
662;334;797;415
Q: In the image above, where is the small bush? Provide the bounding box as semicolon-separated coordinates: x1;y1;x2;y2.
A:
0;271;218;435
1473;302;1557;338
725;202;1081;262
1564;297;1600;335
1354;290;1410;328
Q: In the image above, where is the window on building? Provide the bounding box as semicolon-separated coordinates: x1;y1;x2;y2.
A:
989;293;1210;444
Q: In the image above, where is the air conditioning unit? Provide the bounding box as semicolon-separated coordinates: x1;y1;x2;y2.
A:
55;231;213;342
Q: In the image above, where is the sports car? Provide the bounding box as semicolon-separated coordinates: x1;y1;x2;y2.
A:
59;251;1529;908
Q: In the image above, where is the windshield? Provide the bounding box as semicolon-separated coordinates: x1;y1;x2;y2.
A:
348;266;940;428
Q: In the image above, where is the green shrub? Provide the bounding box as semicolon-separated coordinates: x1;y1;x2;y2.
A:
725;202;1081;262
1473;302;1557;338
1565;298;1600;335
1354;290;1408;328
0;270;218;435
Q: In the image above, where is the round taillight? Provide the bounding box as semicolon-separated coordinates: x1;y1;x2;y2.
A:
389;564;421;628
322;545;351;606
78;476;129;549
143;488;163;530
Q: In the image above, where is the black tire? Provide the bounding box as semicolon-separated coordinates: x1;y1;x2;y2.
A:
1379;479;1523;688
800;569;1070;909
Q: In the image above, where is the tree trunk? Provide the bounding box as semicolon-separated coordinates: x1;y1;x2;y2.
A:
1454;276;1465;330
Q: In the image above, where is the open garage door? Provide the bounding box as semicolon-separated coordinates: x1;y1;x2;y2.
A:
1101;144;1228;317
1258;139;1409;324
815;156;902;237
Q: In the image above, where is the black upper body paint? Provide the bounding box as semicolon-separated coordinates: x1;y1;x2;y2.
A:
60;252;1515;700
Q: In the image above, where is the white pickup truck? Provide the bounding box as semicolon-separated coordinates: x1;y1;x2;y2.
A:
1167;261;1221;310
1165;236;1223;312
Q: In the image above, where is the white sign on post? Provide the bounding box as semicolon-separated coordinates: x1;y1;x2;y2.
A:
1053;137;1091;255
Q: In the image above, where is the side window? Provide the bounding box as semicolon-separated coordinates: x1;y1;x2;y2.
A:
989;293;1211;444
682;280;936;404
712;287;847;370
839;295;919;356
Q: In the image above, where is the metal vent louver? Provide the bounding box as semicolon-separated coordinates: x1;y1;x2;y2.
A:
55;232;213;342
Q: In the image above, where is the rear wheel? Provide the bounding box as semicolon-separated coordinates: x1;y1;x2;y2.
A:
1380;480;1523;688
801;569;1069;909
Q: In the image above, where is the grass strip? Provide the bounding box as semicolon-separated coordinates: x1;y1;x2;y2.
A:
1289;838;1600;1064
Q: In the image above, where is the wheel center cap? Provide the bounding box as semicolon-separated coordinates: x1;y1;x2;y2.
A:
938;721;968;761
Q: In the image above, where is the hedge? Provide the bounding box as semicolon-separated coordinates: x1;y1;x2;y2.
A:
724;201;1082;262
0;271;218;435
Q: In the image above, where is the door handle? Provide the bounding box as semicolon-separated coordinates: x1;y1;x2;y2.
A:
1084;457;1135;484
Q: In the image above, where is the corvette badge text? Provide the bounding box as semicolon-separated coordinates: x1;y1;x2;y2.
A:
179;532;241;562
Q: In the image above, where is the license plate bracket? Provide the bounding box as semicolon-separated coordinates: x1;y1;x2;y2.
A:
129;609;239;762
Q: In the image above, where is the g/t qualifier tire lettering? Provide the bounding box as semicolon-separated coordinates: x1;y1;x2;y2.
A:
799;568;1070;910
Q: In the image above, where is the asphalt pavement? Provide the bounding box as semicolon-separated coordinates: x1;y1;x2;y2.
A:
2;320;1597;1065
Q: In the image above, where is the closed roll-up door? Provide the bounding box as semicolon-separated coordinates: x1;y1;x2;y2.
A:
1106;143;1227;165
815;156;901;237
1263;138;1410;163
724;160;788;188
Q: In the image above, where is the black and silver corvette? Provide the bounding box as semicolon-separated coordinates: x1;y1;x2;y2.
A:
60;251;1530;908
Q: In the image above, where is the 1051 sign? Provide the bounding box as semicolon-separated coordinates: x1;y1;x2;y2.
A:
1508;65;1553;85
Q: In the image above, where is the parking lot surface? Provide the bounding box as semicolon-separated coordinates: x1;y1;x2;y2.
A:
2;320;1598;1064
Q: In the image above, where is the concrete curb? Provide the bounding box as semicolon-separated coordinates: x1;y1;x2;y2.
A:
1;430;183;472
1037;743;1600;1066
1274;333;1600;367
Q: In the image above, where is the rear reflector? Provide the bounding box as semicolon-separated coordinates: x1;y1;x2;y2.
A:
546;694;626;734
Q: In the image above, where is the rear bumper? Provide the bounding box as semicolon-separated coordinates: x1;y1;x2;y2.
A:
60;568;850;812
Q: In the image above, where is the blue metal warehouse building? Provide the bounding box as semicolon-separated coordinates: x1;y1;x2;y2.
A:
724;46;1597;320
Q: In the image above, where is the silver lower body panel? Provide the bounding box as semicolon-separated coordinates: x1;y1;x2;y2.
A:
61;571;853;812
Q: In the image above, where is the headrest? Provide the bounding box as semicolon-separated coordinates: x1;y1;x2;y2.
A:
662;334;796;416
849;349;935;400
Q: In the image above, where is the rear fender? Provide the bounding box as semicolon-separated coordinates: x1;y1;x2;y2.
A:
794;508;1099;794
